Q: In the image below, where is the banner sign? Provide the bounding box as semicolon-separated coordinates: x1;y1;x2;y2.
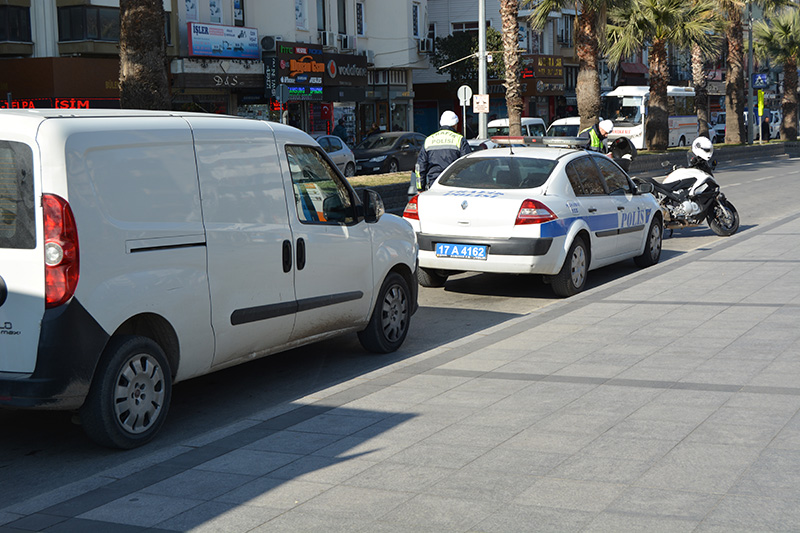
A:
276;41;325;101
187;22;259;59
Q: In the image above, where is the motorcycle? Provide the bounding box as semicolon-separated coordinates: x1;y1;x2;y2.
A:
635;143;739;237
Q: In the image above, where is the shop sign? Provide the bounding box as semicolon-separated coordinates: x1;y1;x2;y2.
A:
323;53;368;87
1;97;120;109
276;41;326;101
264;56;278;97
173;73;264;89
187;22;259;59
528;55;563;78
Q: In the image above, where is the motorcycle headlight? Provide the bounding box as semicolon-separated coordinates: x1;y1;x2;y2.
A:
369;155;388;162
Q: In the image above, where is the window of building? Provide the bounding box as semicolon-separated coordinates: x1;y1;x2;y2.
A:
296;0;307;30
557;14;574;47
57;6;119;42
0;5;31;42
451;21;490;36
427;22;435;40
412;3;420;38
337;0;346;34
316;0;326;31
355;2;365;35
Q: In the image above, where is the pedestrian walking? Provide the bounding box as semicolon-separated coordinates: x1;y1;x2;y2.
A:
761;115;771;142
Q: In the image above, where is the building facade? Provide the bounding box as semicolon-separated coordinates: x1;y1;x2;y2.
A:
0;0;431;140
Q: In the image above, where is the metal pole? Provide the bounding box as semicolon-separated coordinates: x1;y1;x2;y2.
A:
478;0;488;140
747;1;754;145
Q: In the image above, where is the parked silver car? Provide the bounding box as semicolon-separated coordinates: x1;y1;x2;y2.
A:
313;134;356;177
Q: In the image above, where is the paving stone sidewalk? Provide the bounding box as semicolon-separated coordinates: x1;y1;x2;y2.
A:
2;212;800;532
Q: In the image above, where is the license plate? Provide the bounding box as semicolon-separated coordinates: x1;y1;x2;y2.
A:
435;243;488;260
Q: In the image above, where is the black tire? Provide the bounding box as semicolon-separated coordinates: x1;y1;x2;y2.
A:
358;272;411;353
80;335;172;449
418;267;448;288
634;215;663;267
344;162;356;177
708;199;740;236
551;236;588;298
678;136;686;147
388;159;399;173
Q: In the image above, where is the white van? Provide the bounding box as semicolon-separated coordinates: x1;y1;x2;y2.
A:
487;117;546;137
546;116;581;137
0;109;418;448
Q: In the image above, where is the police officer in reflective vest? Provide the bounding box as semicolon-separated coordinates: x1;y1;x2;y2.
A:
579;119;615;152
414;110;472;191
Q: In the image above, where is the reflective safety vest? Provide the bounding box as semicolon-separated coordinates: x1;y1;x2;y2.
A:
579;125;603;152
415;128;470;190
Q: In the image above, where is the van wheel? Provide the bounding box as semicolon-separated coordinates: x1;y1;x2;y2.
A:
678;136;686;147
80;336;172;449
550;236;588;297
358;272;410;353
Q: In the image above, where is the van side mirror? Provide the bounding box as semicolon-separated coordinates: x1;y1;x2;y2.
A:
361;189;384;223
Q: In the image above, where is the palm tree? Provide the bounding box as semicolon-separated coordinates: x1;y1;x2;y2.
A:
606;0;718;151
754;8;800;141
528;0;615;132
720;0;796;144
689;4;725;140
119;0;170;110
500;0;523;136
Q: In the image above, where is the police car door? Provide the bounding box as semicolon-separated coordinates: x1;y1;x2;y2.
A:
564;156;620;261
592;155;648;256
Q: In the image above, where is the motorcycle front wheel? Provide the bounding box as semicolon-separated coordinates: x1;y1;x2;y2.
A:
708;199;740;236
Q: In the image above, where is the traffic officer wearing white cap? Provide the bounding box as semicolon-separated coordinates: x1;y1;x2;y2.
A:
413;110;471;191
579;119;615;152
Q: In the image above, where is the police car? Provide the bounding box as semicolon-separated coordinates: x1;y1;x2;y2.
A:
402;137;663;297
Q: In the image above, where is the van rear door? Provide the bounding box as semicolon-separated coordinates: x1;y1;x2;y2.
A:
0;139;44;373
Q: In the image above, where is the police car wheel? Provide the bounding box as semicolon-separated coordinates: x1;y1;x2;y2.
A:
634;215;663;267
418;267;448;288
551;237;588;298
80;335;172;449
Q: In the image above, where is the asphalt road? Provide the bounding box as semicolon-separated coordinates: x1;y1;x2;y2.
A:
1;153;798;510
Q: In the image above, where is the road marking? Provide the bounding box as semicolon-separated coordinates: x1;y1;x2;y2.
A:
754;175;776;181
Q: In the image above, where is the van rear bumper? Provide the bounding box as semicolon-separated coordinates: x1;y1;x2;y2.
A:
0;299;108;410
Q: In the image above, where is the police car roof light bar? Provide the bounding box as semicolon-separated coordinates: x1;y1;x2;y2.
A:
489;136;591;149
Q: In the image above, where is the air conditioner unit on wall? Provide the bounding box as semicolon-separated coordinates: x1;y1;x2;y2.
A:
358;49;375;65
340;34;357;50
418;38;434;53
319;31;337;48
260;35;281;52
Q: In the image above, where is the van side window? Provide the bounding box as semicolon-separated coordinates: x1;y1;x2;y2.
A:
0;141;35;249
285;145;355;225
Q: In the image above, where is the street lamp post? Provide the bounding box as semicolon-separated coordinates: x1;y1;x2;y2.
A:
747;1;754;145
478;0;488;140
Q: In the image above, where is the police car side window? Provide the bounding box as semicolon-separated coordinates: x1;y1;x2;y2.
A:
593;156;631;195
285;145;355;225
566;157;606;196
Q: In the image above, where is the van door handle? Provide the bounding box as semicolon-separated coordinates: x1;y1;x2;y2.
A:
282;240;292;272
296;238;306;270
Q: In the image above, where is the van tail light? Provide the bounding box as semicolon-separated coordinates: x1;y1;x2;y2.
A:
515;199;557;225
403;195;420;220
43;194;80;308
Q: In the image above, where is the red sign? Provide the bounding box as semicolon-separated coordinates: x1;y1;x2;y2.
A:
1;98;120;109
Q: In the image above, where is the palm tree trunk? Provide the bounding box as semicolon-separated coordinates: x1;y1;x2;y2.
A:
725;11;745;144
781;57;798;141
575;10;601;132
647;39;670;151
119;0;170;110
501;0;523;136
691;43;710;139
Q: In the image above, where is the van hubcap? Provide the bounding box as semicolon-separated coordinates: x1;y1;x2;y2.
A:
381;285;408;342
114;354;166;435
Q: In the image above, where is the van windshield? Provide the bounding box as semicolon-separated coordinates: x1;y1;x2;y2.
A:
0;141;35;249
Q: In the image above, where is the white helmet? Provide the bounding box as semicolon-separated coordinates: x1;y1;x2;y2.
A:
691;136;714;161
598;119;614;134
440;110;459;127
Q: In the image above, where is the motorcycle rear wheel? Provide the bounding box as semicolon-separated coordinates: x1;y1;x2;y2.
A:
708;199;739;236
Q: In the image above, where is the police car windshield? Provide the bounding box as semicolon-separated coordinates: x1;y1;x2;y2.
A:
437;157;557;190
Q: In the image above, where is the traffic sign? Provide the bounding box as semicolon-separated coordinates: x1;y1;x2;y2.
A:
752;73;768;89
276;84;290;104
457;85;473;106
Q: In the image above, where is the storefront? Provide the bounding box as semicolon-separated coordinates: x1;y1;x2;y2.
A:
487;54;565;124
0;57;121;109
